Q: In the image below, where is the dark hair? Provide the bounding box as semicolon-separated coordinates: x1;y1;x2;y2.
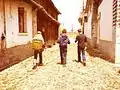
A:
62;29;67;33
77;29;81;33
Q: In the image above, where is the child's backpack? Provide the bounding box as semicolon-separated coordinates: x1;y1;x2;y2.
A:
32;39;43;50
60;35;68;47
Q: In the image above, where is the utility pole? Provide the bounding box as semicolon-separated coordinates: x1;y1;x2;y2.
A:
71;24;73;32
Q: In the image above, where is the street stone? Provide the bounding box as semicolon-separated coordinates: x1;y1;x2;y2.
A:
0;40;120;90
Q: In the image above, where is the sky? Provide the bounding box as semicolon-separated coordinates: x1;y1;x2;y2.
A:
52;0;85;31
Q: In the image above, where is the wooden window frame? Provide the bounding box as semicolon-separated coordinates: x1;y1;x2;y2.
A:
18;7;27;35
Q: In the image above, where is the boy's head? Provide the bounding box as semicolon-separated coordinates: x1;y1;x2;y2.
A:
62;29;67;33
77;29;81;33
37;31;41;34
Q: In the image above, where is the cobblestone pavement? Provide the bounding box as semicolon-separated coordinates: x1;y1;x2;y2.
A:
0;42;120;90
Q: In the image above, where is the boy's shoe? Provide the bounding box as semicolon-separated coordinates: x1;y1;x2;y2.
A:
63;64;66;67
57;60;63;64
73;60;81;63
83;62;86;66
118;70;120;73
57;62;62;64
77;60;82;63
38;63;43;66
32;65;37;69
83;60;86;66
83;63;86;66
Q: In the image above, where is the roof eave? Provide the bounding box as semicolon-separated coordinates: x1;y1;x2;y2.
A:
49;0;61;14
28;0;60;25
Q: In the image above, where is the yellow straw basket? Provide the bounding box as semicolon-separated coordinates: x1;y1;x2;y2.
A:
32;39;43;50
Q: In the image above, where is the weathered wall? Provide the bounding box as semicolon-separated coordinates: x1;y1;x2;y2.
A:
85;0;115;62
0;0;4;50
97;0;115;62
0;0;34;71
86;37;114;63
5;0;33;48
98;40;115;62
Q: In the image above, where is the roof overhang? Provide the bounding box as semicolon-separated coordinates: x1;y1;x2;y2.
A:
49;0;61;14
24;0;60;25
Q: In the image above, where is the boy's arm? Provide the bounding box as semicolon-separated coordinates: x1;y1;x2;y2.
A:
84;36;87;50
85;36;87;42
75;36;78;43
85;36;87;46
57;36;61;43
68;38;70;44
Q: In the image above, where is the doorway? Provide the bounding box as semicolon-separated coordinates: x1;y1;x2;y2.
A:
1;32;6;52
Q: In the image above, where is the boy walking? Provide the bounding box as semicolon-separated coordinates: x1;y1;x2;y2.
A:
75;29;87;66
57;29;70;65
32;31;45;69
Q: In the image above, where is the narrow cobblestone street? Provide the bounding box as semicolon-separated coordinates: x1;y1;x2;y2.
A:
1;0;120;89
0;39;120;90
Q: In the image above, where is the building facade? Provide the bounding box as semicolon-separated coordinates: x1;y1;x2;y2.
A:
33;0;60;44
0;0;35;50
0;0;60;51
82;0;120;64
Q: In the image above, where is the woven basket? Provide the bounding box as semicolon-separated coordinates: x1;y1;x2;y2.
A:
32;39;43;50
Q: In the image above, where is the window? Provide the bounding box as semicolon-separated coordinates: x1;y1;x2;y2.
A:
18;7;27;33
84;16;88;22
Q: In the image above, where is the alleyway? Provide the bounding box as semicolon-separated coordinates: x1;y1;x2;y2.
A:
0;36;120;90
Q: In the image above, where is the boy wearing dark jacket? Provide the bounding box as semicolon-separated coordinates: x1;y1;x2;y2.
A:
75;29;87;66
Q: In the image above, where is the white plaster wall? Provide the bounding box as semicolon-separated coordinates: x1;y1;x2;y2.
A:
98;0;112;41
5;0;32;48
